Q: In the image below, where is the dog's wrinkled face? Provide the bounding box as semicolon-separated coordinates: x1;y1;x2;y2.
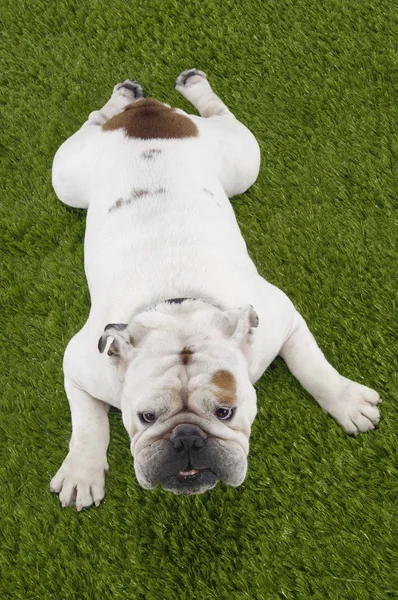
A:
99;300;258;494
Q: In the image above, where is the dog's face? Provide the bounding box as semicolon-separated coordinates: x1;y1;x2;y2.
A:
99;300;258;495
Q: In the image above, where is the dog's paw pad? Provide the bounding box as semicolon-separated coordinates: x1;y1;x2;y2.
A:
175;69;207;89
113;80;146;100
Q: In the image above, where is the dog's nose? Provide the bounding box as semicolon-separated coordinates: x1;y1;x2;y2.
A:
171;424;207;452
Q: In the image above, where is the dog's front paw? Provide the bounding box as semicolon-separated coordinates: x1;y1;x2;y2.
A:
50;452;109;511
175;68;207;89
113;79;146;100
326;379;381;435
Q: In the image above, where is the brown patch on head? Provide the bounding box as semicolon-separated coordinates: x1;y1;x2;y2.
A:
211;370;237;405
180;347;193;365
102;98;198;139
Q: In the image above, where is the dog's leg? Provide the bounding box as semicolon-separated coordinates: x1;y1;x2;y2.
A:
50;379;110;510
88;79;146;125
175;69;260;197
53;80;145;208
175;69;234;118
279;312;381;435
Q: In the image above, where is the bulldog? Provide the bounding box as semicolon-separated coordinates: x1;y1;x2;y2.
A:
50;69;381;510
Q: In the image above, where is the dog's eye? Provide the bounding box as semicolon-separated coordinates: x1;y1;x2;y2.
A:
215;407;235;420
139;412;156;424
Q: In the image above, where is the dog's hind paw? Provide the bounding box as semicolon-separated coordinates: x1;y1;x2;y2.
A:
113;79;146;100
175;69;207;89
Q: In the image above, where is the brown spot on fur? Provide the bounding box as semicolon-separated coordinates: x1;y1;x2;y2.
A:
108;188;166;212
180;347;193;365
211;370;237;405
131;189;149;199
141;148;162;159
108;198;123;213
102;98;198;139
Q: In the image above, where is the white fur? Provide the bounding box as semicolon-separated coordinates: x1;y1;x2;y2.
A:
50;71;380;509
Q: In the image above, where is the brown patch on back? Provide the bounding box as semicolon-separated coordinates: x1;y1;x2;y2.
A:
180;347;193;365
102;98;198;139
211;370;237;405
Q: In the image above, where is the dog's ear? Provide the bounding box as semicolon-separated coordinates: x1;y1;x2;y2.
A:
214;304;259;350
98;322;149;361
98;324;132;360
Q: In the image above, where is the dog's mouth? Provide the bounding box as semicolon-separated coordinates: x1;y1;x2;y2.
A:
178;468;201;479
162;467;218;494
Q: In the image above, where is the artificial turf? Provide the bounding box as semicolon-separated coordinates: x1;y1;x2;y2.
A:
0;0;397;598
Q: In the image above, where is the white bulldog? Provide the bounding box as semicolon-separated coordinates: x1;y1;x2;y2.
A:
50;69;381;510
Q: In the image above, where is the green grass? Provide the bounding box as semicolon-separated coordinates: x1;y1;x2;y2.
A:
1;0;397;598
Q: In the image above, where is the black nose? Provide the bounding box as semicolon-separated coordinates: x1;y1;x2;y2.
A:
171;424;207;453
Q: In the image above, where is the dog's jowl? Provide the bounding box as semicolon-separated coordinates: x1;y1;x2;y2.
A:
50;69;380;510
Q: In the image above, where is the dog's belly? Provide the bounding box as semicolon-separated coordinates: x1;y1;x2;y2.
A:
85;190;258;318
83;135;260;323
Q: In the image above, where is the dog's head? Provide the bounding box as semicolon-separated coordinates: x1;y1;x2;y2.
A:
98;299;258;495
